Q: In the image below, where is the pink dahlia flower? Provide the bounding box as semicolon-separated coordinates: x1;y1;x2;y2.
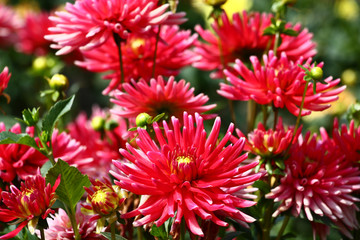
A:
0;4;19;48
45;0;186;55
75;25;198;94
111;112;261;237
0;174;60;239
0;123;47;182
67;107;128;178
16;11;52;56
266;132;360;238
111;76;216;121
193;11;316;78
219;51;345;116
0;67;10;102
44;206;105;240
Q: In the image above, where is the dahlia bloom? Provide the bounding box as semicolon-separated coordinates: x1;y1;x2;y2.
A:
111;76;216;121
66;107;128;178
45;207;106;240
266;132;360;238
75;25;198;94
111;112;261;237
45;0;186;55
16;11;52;56
219;51;345;116
82;178;127;233
193;11;316;78
0;67;11;102
0;174;60;239
0;4;19;47
238;118;299;158
0;123;47;182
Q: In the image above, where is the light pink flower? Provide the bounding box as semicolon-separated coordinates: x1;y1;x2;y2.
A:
111;76;216;121
45;0;186;55
0;174;60;239
193;11;316;78
16;11;52;56
219;51;345;116
266;132;360;238
75;25;198;94
111;112;261;237
45;207;105;240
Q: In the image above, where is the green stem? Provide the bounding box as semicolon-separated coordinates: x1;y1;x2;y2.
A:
247;100;257;133
111;221;116;240
262;105;269;127
137;226;143;240
293;81;309;137
275;215;290;240
180;219;186;240
273;32;280;56
39;227;45;240
67;205;81;240
262;201;274;240
152;25;162;78
113;33;125;84
273;106;279;130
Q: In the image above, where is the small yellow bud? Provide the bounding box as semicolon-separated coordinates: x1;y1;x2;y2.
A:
204;0;227;7
49;74;69;91
91;116;106;131
136;112;151;127
310;67;323;81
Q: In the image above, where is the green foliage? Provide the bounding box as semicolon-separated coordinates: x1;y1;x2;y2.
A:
101;232;128;240
45;159;91;209
21;107;40;126
0;131;40;151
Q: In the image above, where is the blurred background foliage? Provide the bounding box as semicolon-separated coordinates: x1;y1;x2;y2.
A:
0;0;358;239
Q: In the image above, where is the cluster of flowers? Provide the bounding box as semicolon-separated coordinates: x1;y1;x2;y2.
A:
0;0;357;239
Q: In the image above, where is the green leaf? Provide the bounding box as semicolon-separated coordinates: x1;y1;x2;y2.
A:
101;232;127;240
42;95;75;135
151;113;166;123
253;180;271;194
263;26;276;36
0;132;40;151
45;159;90;209
283;28;298;36
274;158;286;170
40;160;53;177
150;224;168;240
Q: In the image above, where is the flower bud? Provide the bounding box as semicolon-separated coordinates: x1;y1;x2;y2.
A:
204;0;227;7
136;112;151;127
49;74;69;91
91;116;105;131
310;67;323;81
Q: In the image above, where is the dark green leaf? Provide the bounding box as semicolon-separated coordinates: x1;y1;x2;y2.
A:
101;232;127;240
265;160;273;175
281;232;297;239
151;113;166;123
274;159;285;170
45;159;90;209
150;224;168;240
42;95;75;135
0;132;40;151
263;27;276;36
283;29;298;36
253;180;271;194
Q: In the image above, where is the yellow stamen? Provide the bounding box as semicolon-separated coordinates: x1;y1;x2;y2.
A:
92;190;107;204
176;156;193;165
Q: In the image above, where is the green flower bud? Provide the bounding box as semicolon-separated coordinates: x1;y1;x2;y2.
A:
310;67;323;81
33;57;47;72
136;112;151;127
204;0;227;7
91;116;106;131
49;74;69;91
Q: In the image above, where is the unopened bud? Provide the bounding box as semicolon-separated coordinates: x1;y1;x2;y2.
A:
204;0;227;7
136;113;151;127
310;67;323;81
91;116;105;131
49;74;69;91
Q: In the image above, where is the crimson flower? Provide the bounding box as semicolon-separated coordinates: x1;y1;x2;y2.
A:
0;174;60;239
111;76;216;121
75;25;198;94
266;132;360;238
111;112;261;237
193;11;316;78
219;51;345;116
45;0;186;55
0;123;47;182
16;11;52;56
0;67;10;103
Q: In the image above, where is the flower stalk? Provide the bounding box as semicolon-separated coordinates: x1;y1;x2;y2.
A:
113;32;125;84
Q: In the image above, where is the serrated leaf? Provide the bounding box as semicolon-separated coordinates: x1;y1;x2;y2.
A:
45;159;90;209
40;160;53;177
0;132;40;151
42;95;75;135
101;232;127;240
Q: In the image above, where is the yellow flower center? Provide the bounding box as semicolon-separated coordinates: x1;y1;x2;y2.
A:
176;156;193;165
130;38;146;57
92;190;107;204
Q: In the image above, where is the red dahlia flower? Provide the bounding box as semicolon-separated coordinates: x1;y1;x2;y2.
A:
219;51;345;116
75;25;198;94
0;174;60;239
193;11;316;78
45;0;186;55
0;67;11;103
111;76;216;121
266;132;360;238
0;123;47;182
111;112;261;237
